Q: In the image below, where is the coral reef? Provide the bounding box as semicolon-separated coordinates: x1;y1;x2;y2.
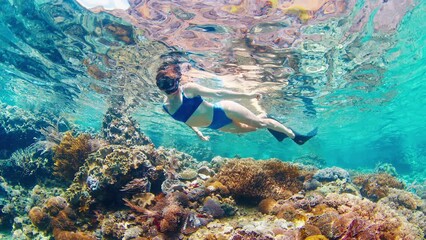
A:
52;132;93;182
0;180;65;238
0;103;50;159
2;108;425;240
214;159;307;202
101;107;152;146
375;162;399;177
407;179;426;200
313;167;350;182
27;196;95;239
0;147;52;186
353;173;405;201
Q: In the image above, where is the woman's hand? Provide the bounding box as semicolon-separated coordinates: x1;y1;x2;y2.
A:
199;134;210;141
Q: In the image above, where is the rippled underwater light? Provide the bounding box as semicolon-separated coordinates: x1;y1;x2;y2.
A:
75;0;130;10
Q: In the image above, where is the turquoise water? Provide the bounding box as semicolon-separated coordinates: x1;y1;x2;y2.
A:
0;0;425;181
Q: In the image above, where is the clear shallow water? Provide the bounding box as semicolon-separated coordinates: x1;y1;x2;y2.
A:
0;0;425;180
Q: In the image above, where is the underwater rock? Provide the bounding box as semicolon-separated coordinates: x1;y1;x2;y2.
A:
99;210;149;239
202;197;225;218
178;169;198;180
187;186;207;201
303;179;321;191
197;166;215;177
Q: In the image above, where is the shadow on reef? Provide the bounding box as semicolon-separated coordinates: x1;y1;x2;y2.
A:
0;104;425;239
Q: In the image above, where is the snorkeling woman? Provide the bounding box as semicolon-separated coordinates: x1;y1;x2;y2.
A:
156;63;317;145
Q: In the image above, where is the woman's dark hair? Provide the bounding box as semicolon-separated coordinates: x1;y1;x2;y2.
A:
156;63;181;94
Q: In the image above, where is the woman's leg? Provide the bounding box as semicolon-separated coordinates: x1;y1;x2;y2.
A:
219;100;295;138
219;121;258;133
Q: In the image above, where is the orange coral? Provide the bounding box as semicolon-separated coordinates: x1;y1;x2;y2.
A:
45;196;68;216
258;198;277;214
215;159;305;201
29;196;81;236
50;207;77;231
28;207;50;230
298;224;322;239
353;173;404;201
205;180;230;195
53;229;96;240
53;132;92;182
159;204;186;232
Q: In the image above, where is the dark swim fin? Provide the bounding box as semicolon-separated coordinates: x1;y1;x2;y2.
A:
266;114;288;142
291;127;318;145
268;128;288;142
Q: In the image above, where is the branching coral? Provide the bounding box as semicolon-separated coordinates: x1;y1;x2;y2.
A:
0;147;51;185
53;132;92;182
353;173;404;201
215;158;306;201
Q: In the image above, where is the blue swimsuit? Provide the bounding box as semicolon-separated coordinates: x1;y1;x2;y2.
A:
163;92;232;129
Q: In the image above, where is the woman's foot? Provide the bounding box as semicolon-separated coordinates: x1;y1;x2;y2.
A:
291;127;318;145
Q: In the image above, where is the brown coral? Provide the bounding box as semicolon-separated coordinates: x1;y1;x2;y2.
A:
44;196;68;216
353;173;404;201
29;195;83;237
28;207;50;230
53;229;95;240
258;198;277;214
307;193;423;239
159;204;186;233
215;158;306;201
53;132;92;182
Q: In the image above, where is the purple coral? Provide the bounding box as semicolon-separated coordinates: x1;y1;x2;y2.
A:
86;175;99;191
202;198;225;218
313;167;351;182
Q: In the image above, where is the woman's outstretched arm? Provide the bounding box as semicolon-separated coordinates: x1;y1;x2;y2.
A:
184;82;261;100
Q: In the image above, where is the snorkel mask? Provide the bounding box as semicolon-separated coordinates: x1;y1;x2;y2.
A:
156;63;182;94
157;76;180;94
163;78;179;94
